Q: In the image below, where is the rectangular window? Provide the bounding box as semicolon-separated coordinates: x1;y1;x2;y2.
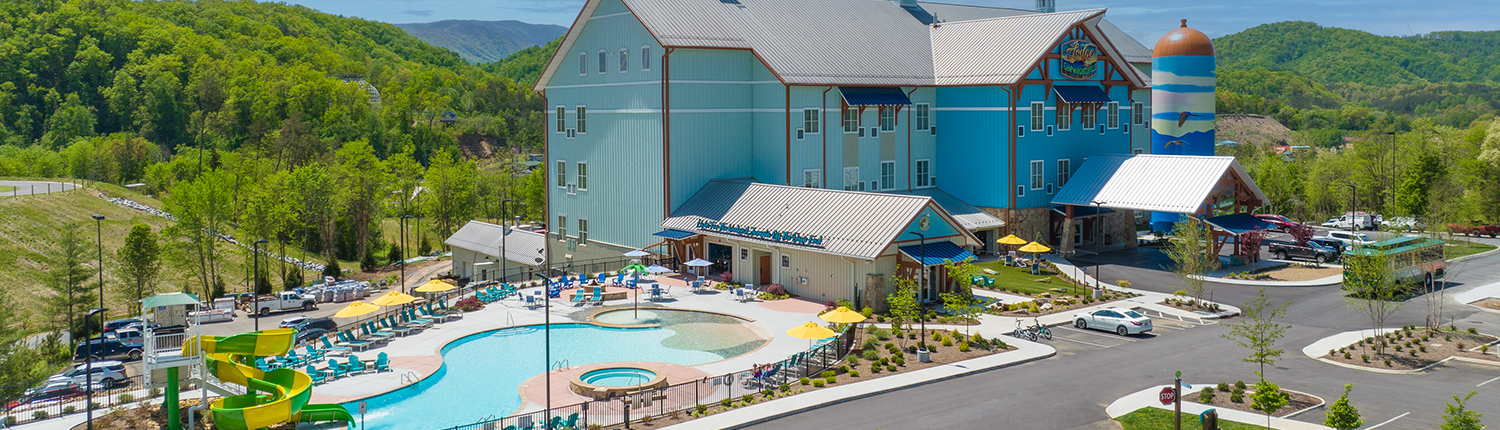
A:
557;215;567;240
1108;102;1120;129
598;51;606;74
576;106;587;134
803;169;820;188
1132;102;1144;125
1082;105;1097;129
579;53;586;76
556;160;566;188
915;159;931;188
843;108;858;133
642;46;651;71
740;248;748;260
879;107;894;132
556;107;565;133
578;219;588;244
1057;159;1071;187
880;161;895;190
803;108;820;134
1056;103;1071;131
619;49;628;73
915;104;930;130
843;167;859;191
781;255;789;268
1132;148;1144;154
1030;102;1045;131
576;162;588;191
1030;160;1044;190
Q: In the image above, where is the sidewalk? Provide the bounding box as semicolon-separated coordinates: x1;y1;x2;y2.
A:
1105;384;1330;430
1043;256;1242;322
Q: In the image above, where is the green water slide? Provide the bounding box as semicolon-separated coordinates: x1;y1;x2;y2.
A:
182;328;354;430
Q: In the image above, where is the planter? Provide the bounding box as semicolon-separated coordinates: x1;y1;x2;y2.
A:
917;349;931;363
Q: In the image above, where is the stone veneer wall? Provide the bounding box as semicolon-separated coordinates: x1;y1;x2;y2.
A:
979;207;1054;247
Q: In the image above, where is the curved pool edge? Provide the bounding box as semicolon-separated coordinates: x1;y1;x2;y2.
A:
587;307;759;328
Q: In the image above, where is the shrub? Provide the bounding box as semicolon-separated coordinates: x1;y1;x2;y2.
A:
870;363;881;373
742;394;755;404
1216;382;1230;392
1394;345;1403;352
862;307;874;318
696;404;708;415
932;332;942;341
886;364;897;372
4;416;15;426
779;383;790;392
1445;334;1452;341
892;355;905;366
148;388;161;397
850;370;860;377
906;345;917;354
824;375;837;384
799;377;810;386
1234;380;1247;390
846;356;860;367
1468;327;1478;334
993;339;1008;349
721;398;733;408
908;333;917;340
839;365;851;373
64;405;77;414
958;341;970;352
822;370;835;378
1362;354;1370;362
812;380;826;387
1458;342;1466;349
118;393;135;403
1420;346;1428;353
1344;352;1352;359
640;415;654;425
33;411;48;420
941;337;953;347
1199;387;1215;403
764;284;789;296
1410;350;1418;357
1483;345;1490;354
1229;392;1243;403
1330;349;1337;356
1384;359;1392;366
453;296;485;312
862;337;880;350
862;349;879;360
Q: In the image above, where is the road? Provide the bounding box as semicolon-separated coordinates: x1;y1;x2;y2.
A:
743;238;1500;430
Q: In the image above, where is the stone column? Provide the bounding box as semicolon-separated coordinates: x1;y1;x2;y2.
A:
1060;216;1076;255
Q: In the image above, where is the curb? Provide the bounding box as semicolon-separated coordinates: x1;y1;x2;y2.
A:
1280;389;1327;419
1189;272;1343;287
1448;245;1500;264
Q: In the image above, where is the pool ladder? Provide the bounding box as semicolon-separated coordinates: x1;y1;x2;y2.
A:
551;359;570;371
506;312;516;327
399;371;421;385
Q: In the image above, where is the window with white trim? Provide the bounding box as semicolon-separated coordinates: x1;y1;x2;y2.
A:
781;255;789;268
619;49;628;73
1132;102;1144;125
578;218;588;244
575;106;587;133
803;108;820;134
880;161;895;190
576;162;588;191
598;50;606;74
578;53;586;76
1132;148;1144;154
915;104;930;130
879;107;894;132
1107;102;1120;129
642;46;651;71
1056;103;1071;130
843;167;860;191
915;159;931;188
1030;102;1045;131
556;160;566;188
1030;160;1044;190
1056;159;1070;187
1081;105;1097;129
843;107;858;133
803;169;820;188
557;215;567;240
556;107;565;133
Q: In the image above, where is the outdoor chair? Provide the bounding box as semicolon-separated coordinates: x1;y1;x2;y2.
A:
570;287;588;305
307;365;327;385
339;331;373;351
328;359;348;379
347;355;367;375
321;337;350;356
405;308;434;327
305;344;326;361
589;286;603;305
374;352;390;372
559;413;579;429
596;273;607;284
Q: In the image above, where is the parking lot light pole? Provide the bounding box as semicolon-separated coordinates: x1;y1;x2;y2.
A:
92;214;104;329
401;215;415;292
1091;200;1106;293
253;239;268;331
501;199;513;284
85;307;108;430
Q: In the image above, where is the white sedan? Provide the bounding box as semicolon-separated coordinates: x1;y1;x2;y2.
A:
1073;308;1153;336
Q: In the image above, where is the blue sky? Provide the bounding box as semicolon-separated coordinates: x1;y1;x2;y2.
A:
285;0;1497;44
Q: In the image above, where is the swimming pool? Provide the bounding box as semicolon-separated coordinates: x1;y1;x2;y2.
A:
579;367;656;387
346;311;765;430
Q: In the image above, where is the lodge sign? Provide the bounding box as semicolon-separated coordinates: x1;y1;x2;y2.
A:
1059;40;1099;80
696;220;826;248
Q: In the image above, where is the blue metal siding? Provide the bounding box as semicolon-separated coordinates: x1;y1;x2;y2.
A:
933;86;1009;209
668;49;762;210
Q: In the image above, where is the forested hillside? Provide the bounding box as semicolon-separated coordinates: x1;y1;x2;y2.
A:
397;20;566;64
481;37;562;87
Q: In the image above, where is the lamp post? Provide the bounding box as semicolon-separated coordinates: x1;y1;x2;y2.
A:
85;307;108;430
252;239;268;331
401;215;415;293
1091;200;1106;294
501;199;513;284
903;231;928;358
91;214;104;332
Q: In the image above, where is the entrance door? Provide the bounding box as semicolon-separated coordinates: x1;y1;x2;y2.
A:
758;256;772;285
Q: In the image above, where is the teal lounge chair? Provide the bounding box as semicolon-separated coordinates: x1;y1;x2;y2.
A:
305;344;325;361
374;352;390;372
346;355;366;375
328;359;347;379
570;287;588;304
404;309;433;327
307;365;327;384
321;337;350;356
548;416;563;429
340;331;373;351
589;286;603;305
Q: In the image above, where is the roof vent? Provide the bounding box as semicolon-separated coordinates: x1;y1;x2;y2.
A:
1035;0;1055;13
897;0;917;8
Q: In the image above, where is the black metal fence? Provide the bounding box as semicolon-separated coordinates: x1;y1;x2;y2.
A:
470;256;682;286
1;374;169;427
438;325;854;430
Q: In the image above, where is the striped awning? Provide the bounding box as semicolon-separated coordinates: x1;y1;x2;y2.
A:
840;87;911;106
653;229;697;240
1054;86;1110;104
898;241;977;267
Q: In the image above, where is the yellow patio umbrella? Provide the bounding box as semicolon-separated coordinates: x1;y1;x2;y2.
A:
1017;241;1052;254
786;321;837;349
371;290;419;307
413;280;456;293
996;234;1027;246
819;307;867;324
333;301;380;319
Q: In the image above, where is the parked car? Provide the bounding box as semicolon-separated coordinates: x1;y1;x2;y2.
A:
1386;216;1427;231
1255;214;1300;231
294;317;338;334
121;321;161;332
1321;213;1378;230
101;319;141;333
1308;238;1347;254
1268;240;1341;263
279;316;309;329
1072;308;1152;336
295;328;330;345
72;338;144;361
48;361;128;387
105;328;143;343
1322;230;1376;248
1448;220;1500;238
4;382;85;411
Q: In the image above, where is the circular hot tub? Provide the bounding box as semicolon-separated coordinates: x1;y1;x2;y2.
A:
570;366;668;399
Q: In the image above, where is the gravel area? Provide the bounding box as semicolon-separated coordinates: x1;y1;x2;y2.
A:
1320;328;1499;370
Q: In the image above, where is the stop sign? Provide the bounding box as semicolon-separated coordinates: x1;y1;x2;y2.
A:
1159;387;1176;405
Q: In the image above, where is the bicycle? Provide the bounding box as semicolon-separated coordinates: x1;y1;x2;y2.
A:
1029;317;1052;340
1012;320;1037;342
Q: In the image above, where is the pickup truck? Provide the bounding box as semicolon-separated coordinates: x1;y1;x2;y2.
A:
241;292;318;316
1448;221;1499;238
1269;240;1341;263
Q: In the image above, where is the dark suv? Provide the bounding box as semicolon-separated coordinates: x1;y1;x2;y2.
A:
295;317;338;334
73;338;144;361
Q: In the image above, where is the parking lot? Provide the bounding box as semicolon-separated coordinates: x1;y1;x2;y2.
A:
1037;318;1211;352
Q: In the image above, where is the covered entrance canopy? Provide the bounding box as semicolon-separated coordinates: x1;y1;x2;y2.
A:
898;241;978;267
1051;154;1268;257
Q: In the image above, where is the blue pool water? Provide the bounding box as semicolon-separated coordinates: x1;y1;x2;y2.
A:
580;367;656;387
344;312;765;430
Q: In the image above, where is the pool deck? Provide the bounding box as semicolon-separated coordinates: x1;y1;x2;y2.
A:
308;274;824;409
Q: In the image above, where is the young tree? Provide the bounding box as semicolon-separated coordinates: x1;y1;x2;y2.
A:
164;169;234;300
1343;250;1402;354
1324;384;1363;430
1250;378;1290;429
1441;391;1483;430
44;223;97;338
425;150;478;242
117;223;161;314
939;292;985;335
886;277;921;348
1165;217;1220;304
1221;288;1290;381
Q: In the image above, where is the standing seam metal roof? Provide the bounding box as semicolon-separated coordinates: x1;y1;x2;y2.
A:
445;221;548;265
893;188;1006;231
1050;155;1269;214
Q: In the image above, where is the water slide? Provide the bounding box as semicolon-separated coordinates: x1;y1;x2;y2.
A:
182;329;354;430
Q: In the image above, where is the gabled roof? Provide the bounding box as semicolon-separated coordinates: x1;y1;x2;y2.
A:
892;188;1005;231
535;0;1148;90
445;221;548;266
1051;155;1269;214
661;180;978;260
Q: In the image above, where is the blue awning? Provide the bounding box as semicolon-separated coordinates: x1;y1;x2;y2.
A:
1051;205;1116;218
653;229;697;240
898;241;977;267
1054;86;1110;104
1202;213;1273;235
840;87;911;106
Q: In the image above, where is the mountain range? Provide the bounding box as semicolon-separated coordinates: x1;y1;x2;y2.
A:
397;20;567;63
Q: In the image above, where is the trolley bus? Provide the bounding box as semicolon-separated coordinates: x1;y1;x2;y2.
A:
1345;236;1446;288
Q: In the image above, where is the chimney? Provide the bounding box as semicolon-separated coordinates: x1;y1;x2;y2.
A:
1035;0;1054;13
898;0;918;8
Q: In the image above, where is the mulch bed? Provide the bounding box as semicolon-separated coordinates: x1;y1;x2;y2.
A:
1192;384;1320;417
1472;298;1500;311
1320;327;1500;370
987;290;1142;318
71;398;215;430
1158;300;1225;314
595;330;1013;430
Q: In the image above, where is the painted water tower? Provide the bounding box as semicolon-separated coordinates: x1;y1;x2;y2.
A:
1150;19;1216;231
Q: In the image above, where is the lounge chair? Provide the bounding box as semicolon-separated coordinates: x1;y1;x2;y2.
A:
363;322;394;342
383;317;414;336
307;365;327;385
589;286;603;305
404;309;433;327
321;337;351;356
339;331;373;351
304;344;326;361
374;352;390;372
346;355;367;375
558;413;579;430
570;287;589;305
328;359;348;379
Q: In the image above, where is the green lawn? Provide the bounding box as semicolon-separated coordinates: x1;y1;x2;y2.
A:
1115;407;1269;430
1445;239;1497;260
0;185;15;193
971;259;1080;296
